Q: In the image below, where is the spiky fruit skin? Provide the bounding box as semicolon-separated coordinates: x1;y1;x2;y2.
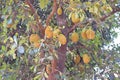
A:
71;13;80;24
45;26;53;39
7;23;13;28
46;64;51;75
74;54;81;64
57;7;62;15
33;42;40;48
29;34;40;43
83;54;90;64
71;32;79;43
81;30;88;40
86;29;95;39
58;34;66;45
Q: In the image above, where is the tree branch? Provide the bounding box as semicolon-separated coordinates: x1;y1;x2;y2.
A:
25;0;35;14
68;6;120;34
67;22;82;34
68;42;100;66
25;0;44;37
100;7;120;21
46;0;57;26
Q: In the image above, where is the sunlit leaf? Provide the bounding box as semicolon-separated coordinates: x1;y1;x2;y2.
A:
39;0;49;9
34;75;41;80
102;0;106;4
2;45;6;51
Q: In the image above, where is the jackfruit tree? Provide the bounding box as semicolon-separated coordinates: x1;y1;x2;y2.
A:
0;0;120;80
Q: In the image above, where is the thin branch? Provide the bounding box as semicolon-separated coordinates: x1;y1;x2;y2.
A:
25;0;35;14
46;0;57;26
68;6;120;34
68;22;82;34
68;42;100;66
25;0;44;37
100;7;120;21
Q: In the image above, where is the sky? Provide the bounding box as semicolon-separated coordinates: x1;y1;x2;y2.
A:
104;12;120;50
104;28;120;50
113;29;120;44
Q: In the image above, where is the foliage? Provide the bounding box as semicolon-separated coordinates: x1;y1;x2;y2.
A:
0;0;120;80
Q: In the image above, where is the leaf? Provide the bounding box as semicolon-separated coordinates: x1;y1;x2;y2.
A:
95;2;100;7
107;4;113;12
47;56;54;60
9;37;14;43
7;74;17;80
80;14;85;22
75;12;79;18
102;0;106;4
39;0;49;9
7;48;16;58
13;35;18;45
2;45;6;51
93;6;98;14
85;2;91;7
0;63;6;70
44;72;48;78
13;53;16;59
69;12;72;19
89;7;94;13
89;6;98;15
3;17;7;28
0;74;2;79
34;75;41;80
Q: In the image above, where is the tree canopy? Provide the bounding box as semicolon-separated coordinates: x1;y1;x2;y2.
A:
0;0;120;80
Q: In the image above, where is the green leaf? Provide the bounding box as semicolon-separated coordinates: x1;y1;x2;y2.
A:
2;45;6;51
34;75;41;80
0;63;7;70
5;74;17;80
102;0;106;4
39;0;49;9
0;74;2;79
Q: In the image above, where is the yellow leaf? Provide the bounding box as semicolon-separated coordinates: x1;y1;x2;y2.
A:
69;12;72;19
89;6;98;15
102;0;106;4
13;53;16;59
9;37;14;43
107;4;113;12
93;6;98;14
39;0;48;9
44;72;48;78
85;2;91;7
80;14;85;22
95;2;100;7
89;7;94;13
101;4;113;12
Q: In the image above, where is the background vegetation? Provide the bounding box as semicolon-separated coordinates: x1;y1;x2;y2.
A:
0;0;120;80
